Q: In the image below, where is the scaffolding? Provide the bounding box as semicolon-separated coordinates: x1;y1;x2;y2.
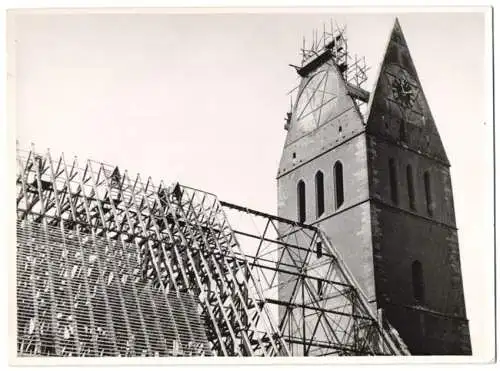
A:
15;146;409;357
286;21;370;127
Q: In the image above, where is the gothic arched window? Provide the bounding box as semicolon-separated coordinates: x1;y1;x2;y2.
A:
334;161;344;209
297;180;306;223
315;170;325;218
424;171;433;216
406;164;416;210
389;158;399;205
412;260;425;303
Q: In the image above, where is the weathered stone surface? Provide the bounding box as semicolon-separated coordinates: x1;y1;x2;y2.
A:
366;19;471;355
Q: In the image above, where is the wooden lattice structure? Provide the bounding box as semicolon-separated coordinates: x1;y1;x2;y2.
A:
15;146;409;357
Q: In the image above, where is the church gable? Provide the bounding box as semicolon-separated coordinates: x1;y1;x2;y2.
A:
366;19;449;165
279;58;365;175
285;60;362;146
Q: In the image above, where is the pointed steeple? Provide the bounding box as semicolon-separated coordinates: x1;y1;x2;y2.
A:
367;18;449;164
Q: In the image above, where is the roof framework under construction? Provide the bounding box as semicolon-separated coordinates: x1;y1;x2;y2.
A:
15;146;410;357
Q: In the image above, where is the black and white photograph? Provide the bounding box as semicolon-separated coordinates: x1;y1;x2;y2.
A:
5;5;495;365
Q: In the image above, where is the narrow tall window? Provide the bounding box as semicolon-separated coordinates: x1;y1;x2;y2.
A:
412;260;425;303
389;158;398;204
315;171;325;218
297;180;306;223
406;164;416;210
424;171;433;216
316;241;323;259
334;161;344;209
317;279;324;299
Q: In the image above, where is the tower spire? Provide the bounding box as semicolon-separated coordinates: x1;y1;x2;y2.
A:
366;17;449;164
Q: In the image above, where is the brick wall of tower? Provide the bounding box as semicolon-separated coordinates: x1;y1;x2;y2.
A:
366;134;471;355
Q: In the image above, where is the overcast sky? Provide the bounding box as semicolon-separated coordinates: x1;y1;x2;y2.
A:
8;8;493;360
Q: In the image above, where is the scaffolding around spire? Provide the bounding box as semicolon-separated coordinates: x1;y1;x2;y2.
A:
286;20;371;124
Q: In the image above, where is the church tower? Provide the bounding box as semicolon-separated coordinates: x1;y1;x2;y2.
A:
277;19;471;355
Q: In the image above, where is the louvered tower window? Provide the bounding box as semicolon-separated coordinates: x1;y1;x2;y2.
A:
389;158;399;205
424;171;433;216
406;164;416;210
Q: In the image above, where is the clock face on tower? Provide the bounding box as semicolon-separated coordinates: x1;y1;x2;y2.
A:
293;65;339;133
391;74;416;109
384;64;424;126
